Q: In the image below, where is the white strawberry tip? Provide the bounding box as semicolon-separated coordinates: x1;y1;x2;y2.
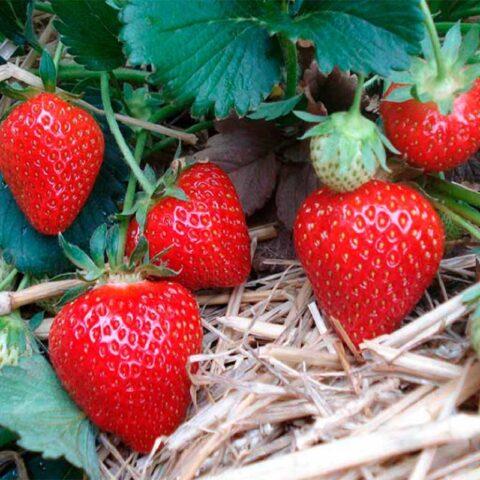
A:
385;23;480;115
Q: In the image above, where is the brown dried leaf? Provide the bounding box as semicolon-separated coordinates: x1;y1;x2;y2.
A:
276;160;319;230
302;64;360;114
194;118;282;216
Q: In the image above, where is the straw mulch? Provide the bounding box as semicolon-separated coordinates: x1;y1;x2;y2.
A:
95;238;480;480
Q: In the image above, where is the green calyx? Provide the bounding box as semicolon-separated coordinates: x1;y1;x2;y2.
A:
0;312;31;368
58;221;178;296
386;22;480;114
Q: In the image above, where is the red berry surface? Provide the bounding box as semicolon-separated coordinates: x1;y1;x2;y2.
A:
0;93;104;234
294;180;444;346
380;80;480;172
49;280;203;453
126;162;251;291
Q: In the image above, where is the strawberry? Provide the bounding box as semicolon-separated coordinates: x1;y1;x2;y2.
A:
294;180;444;346
0;93;104;235
298;79;395;193
380;22;480;172
381;80;480;172
126;162;251;291
49;280;202;453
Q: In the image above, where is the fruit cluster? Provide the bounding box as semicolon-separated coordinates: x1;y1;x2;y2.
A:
0;18;478;457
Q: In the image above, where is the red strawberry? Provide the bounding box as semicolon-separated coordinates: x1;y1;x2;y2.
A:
126;162;251;291
0;93;104;234
49;280;202;453
294;180;444;346
380;80;480;172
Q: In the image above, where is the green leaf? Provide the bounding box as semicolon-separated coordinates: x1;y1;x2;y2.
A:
39;50;57;93
51;0;124;71
121;0;282;117
0;354;99;480
0;0;28;46
273;0;424;76
247;94;303;121
0;93;129;277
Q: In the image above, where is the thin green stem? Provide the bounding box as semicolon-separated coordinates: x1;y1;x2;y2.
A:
348;74;365;117
148;120;213;156
117;130;149;264
0;269;18;291
100;73;155;196
150;103;186;124
280;37;298;98
427;176;480;208
432;200;480;241
420;0;447;81
52;64;150;83
432;191;480;226
53;42;63;71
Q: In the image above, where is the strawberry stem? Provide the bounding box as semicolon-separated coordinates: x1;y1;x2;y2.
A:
147;120;213;156
348;74;365;117
278;0;298;99
420;0;448;81
53;42;63;71
100;73;156;197
427;176;480;208
432;191;480;227
280;37;298;98
117;130;149;265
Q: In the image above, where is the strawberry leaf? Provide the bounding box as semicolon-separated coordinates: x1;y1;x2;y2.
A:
120;0;283;118
51;0;125;71
0;354;99;480
0;0;33;45
271;0;424;76
276;161;318;230
247;94;303;121
194;118;282;215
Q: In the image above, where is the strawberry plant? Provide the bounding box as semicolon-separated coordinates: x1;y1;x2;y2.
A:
0;1;479;479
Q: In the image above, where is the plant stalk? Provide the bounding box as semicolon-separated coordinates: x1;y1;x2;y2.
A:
280;37;298;98
431;200;480;241
100;73;155;196
430;191;480;226
148;120;213;156
53;42;63;71
420;0;448;81
349;74;365;117
427;176;480;208
117;130;149;264
50;64;151;83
